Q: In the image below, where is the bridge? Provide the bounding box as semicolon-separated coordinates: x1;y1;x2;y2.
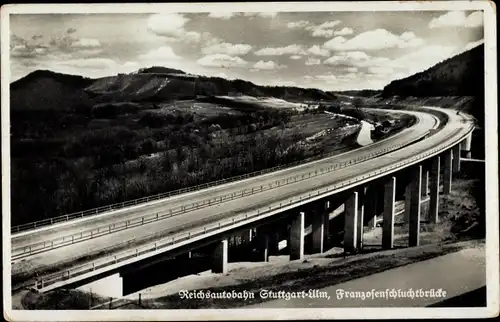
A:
10;105;475;298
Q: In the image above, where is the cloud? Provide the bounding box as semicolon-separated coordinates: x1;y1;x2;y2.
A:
307;45;329;57
311;29;335;38
70;38;101;48
337;72;357;80
147;13;189;40
254;44;305;56
137;46;182;62
465;11;484;27
315;74;338;83
323;29;424;51
10;32;103;59
429;11;483;28
197;54;248;68
10;44;40;58
305;57;321;66
306;20;342;38
57;57;118;70
287;20;311;29
184;31;202;43
252;60;285;70
389;44;458;76
463;39;484;51
367;66;394;75
202;42;252;56
334;27;354;36
208;12;236;19
290;55;302;60
346;67;358;73
324;51;390;68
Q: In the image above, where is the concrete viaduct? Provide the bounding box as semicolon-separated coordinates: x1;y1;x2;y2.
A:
12;106;475;298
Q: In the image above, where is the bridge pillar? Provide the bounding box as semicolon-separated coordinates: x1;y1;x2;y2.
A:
443;150;453;194
212;239;228;274
382;177;396;249
240;229;253;244
356;188;366;249
256;225;279;261
403;183;411;223
289;211;305;260
76;273;123;298
429;156;441;224
422;166;429;197
364;185;378;229
311;201;331;254
409;166;422;247
461;133;472;158
344;191;359;252
452;144;461;172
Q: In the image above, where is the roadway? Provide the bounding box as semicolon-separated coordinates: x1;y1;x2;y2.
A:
11;107;472;285
245;246;486;308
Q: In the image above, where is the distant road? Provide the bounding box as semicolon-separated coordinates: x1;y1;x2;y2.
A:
245;246;486;308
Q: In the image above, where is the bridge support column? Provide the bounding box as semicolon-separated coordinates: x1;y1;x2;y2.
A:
212;239;228;274
443;150;453;195
364;186;378;229
429;156;441;224
409;166;422;247
256;226;279;261
289;211;305;260
461;133;472;158
241;229;253;244
452;144;461;172
77;273;123;298
356;188;365;249
422;167;429;197
344;191;359;253
403;183;411;223
382;177;396;249
311;201;331;254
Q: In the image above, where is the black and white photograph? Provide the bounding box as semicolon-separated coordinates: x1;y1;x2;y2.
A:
2;1;498;320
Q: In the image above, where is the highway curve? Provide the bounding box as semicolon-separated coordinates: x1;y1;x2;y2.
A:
11;108;445;280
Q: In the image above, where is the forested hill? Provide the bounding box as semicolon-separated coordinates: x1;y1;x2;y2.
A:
382;44;484;98
10;67;336;112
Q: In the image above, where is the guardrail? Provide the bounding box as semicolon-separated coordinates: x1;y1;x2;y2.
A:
11;108;431;234
33;120;474;291
12;140;416;260
12;127;365;234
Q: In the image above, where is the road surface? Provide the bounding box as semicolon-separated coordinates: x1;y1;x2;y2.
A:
11;107;472;286
245;246;486;307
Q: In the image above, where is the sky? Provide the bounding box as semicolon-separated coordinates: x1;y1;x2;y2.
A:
9;10;484;91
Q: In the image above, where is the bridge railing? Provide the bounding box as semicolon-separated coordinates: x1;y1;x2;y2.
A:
13;141;414;260
33;122;474;291
13;128;367;234
11;110;425;235
13;107;451;260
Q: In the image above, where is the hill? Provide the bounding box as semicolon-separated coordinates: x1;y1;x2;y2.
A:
10;70;96;112
381;44;484;124
10;67;336;112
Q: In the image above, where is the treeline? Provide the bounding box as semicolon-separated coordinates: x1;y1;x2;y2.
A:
10;106;309;226
11;68;338;113
382;44;485;125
